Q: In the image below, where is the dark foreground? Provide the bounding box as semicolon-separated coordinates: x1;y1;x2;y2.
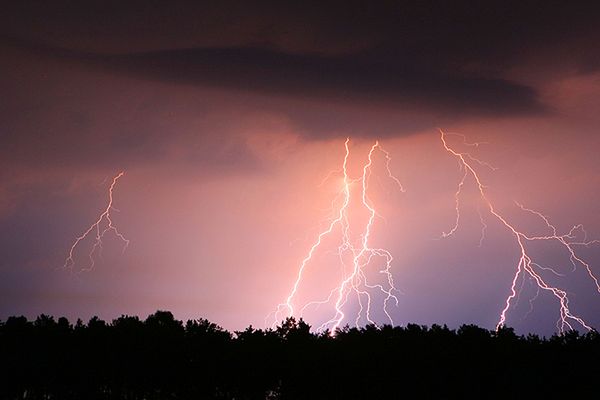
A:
1;311;598;399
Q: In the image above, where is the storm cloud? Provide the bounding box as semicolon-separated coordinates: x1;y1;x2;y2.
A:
4;1;600;141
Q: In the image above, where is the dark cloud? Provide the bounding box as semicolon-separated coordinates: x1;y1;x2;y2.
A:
2;32;547;121
8;1;600;130
90;46;547;118
0;43;265;173
2;0;600;150
3;1;600;59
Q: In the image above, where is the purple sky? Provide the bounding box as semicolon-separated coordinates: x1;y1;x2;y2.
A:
2;1;600;335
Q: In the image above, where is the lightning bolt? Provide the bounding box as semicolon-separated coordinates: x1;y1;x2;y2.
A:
440;130;599;333
270;139;403;334
62;171;129;273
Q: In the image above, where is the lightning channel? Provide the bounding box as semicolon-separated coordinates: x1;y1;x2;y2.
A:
440;130;598;333
270;139;402;333
62;171;129;274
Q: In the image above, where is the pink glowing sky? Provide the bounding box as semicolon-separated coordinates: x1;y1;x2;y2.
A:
2;2;600;335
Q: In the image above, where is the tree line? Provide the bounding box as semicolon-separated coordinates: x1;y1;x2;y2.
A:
1;311;598;399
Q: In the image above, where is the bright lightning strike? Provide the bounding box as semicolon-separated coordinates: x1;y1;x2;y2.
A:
440;130;599;333
270;139;403;334
62;171;129;274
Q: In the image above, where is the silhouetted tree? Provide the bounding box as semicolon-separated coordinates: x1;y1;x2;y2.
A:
1;312;599;399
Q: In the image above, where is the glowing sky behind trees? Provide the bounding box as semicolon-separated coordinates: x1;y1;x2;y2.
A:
1;1;600;335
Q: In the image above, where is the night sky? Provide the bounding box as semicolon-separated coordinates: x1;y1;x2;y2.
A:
2;1;600;335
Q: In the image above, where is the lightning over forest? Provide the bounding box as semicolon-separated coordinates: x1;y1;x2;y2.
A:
5;2;600;398
440;130;599;333
3;2;600;341
264;132;600;333
270;139;403;332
